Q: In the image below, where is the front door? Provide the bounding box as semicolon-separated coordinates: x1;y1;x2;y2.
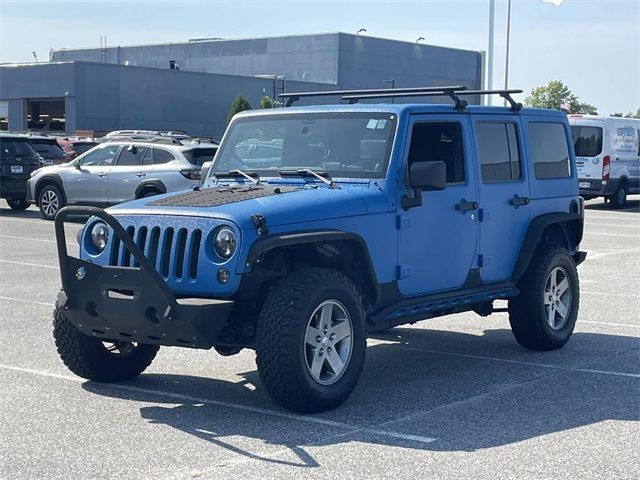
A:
64;144;119;204
397;116;479;296
470;115;531;283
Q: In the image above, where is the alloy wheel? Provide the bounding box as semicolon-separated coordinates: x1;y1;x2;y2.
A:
304;299;353;385
543;266;572;330
41;190;59;217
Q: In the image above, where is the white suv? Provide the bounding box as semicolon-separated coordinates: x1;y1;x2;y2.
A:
27;139;217;220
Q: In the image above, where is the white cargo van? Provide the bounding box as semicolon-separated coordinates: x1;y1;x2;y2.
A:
569;115;640;208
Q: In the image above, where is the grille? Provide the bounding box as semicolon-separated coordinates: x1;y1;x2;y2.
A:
110;225;203;280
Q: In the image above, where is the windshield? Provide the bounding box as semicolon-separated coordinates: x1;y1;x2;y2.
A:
184;147;217;166
211;113;397;179
72;142;98;154
571;125;603;157
0;138;38;160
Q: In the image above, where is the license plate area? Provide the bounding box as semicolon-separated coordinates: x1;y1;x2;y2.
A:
11;165;23;174
579;181;590;188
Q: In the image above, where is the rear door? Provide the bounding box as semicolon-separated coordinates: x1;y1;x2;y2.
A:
471;115;531;283
570;119;605;184
107;145;149;203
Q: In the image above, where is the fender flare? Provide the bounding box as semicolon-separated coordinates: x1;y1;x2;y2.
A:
135;180;166;198
35;174;67;205
511;212;583;283
246;229;380;300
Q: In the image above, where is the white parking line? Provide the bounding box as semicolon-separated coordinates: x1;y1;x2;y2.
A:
582;231;640;239
0;217;82;228
0;234;75;246
0;295;55;307
0;363;437;445
579;320;640;329
0;259;59;270
384;346;640;379
582;290;640;298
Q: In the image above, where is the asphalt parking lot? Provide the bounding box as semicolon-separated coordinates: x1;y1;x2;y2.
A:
0;198;638;480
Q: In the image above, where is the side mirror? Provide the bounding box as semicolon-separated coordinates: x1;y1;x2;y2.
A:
74;160;82;170
409;161;446;191
200;161;212;186
127;145;137;154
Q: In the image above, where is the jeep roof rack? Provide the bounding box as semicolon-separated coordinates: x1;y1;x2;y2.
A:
280;87;524;112
279;85;468;108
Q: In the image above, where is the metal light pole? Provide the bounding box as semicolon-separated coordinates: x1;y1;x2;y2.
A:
504;0;513;106
487;0;495;105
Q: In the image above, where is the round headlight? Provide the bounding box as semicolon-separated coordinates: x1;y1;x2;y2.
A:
90;222;109;252
214;227;237;259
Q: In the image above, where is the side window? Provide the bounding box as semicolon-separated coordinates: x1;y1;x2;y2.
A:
142;148;154;165
116;146;147;166
152;148;176;164
528;122;571;179
407;122;465;184
476;122;521;182
79;146;119;166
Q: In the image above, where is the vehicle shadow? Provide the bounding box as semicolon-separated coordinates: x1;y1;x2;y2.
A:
585;196;640;212
82;327;640;468
0;205;88;224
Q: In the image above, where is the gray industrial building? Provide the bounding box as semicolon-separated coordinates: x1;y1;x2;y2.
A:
1;33;484;137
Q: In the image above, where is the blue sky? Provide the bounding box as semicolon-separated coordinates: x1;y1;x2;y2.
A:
1;0;638;114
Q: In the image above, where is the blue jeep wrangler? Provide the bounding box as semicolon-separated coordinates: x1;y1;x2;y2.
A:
53;87;586;413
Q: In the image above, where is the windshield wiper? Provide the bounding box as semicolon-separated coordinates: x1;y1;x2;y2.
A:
279;169;339;189
215;169;261;185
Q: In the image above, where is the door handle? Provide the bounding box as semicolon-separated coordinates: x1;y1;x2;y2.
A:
136;172;146;177
97;172;107;177
509;195;530;208
455;199;479;212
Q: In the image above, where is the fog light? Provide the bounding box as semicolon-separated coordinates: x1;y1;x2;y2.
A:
217;268;230;285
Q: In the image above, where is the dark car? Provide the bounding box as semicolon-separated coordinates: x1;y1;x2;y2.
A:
0;133;42;210
27;134;67;165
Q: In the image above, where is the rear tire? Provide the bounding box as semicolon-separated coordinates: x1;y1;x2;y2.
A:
53;303;159;382
7;197;29;210
255;268;366;413
610;183;627;209
38;184;65;220
140;189;161;199
508;245;579;351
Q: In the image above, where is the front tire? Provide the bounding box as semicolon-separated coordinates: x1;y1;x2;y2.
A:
38;184;65;220
508;245;579;351
53;303;159;382
255;268;366;413
6;197;29;210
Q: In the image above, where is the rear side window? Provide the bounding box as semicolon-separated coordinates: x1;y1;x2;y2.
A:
152;148;176;164
571;125;603;157
407;122;465;184
528;123;571;179
476;122;521;182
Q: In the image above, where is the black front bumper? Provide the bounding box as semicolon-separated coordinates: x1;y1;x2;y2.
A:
55;206;234;349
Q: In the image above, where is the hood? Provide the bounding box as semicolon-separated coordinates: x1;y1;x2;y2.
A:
107;183;389;229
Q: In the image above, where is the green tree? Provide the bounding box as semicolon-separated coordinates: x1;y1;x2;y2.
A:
610;109;639;118
524;80;598;114
259;96;274;109
227;94;252;123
